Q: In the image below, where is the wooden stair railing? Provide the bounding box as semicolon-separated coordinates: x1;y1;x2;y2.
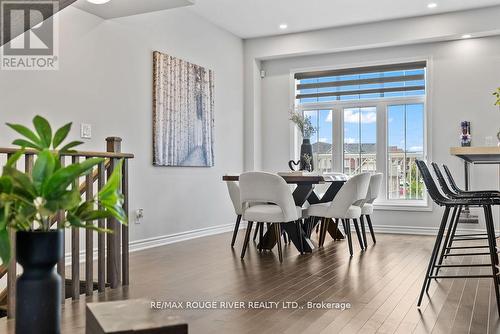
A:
0;137;134;319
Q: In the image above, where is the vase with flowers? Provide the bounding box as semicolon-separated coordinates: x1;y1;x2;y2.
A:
494;87;500;145
289;110;318;171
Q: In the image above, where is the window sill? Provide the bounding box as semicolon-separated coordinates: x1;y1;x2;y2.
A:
373;200;432;212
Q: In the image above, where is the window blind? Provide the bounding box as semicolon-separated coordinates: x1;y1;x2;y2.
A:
295;61;426;101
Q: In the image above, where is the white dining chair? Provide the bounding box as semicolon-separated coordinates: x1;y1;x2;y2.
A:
307;173;371;256
360;173;383;247
226;181;243;247
239;172;303;262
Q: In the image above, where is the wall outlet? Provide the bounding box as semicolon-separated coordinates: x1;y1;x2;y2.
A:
80;123;92;139
135;209;144;224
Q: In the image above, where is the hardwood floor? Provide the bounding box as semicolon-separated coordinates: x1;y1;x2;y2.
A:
1;231;499;333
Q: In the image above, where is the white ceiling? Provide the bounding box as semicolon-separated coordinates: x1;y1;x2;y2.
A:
190;0;500;38
73;0;194;19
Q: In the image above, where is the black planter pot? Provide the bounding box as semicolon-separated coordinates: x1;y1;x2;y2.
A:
16;230;63;334
300;139;314;171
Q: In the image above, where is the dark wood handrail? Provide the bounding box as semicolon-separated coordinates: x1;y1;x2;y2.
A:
0;137;133;319
0;147;134;159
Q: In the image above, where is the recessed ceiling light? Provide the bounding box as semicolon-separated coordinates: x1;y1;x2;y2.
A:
87;0;111;4
427;3;437;8
279;24;288;30
462;34;472;39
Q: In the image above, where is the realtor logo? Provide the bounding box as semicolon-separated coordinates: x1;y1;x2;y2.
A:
1;0;59;70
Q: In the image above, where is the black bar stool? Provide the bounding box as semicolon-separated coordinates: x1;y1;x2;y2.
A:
431;162;500;275
442;164;500;197
415;160;500;316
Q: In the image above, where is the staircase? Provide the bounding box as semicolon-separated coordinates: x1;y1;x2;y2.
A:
0;137;134;318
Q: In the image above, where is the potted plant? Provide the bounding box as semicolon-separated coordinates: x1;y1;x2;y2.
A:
0;116;127;334
494;87;500;145
290;110;317;171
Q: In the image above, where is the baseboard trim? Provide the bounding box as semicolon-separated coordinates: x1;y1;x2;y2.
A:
65;222;239;264
128;223;237;253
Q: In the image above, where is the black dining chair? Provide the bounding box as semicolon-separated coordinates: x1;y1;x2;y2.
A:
415;160;500;316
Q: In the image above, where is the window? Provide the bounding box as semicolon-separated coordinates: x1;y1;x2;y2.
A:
295;61;427;206
304;109;333;174
387;104;425;200
343;107;377;176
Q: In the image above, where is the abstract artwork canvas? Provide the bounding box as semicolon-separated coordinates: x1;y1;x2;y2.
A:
153;51;215;167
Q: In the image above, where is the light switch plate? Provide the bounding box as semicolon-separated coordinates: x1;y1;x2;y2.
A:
80;123;92;139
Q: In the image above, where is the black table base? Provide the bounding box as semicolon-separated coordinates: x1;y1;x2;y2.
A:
257;181;345;252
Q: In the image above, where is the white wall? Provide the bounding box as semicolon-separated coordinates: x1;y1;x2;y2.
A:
244;7;500;233
0;6;244;242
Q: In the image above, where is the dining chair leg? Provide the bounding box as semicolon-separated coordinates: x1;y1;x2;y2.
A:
343;219;353;256
324;218;332;247
253;222;260;241
241;221;254;259
332;219;339;241
417;207;450;306
283;231;288;244
334;218;342;240
231;215;242;247
259;222;264;252
366;215;376;244
296;220;304;255
352;219;364;251
360;215;368;248
275;224;283;263
319;217;328;247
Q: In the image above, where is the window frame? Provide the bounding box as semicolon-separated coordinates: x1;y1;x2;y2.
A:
290;58;432;211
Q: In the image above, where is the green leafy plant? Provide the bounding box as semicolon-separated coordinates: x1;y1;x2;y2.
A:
494;87;500;106
290;110;317;139
0;116;127;265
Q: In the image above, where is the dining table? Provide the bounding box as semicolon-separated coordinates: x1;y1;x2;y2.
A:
222;173;346;253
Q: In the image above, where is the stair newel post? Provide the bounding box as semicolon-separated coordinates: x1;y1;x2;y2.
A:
6;153;16;319
106;137;122;289
122;159;129;286
85;161;94;296
97;162;106;292
71;156;80;300
57;156;66;302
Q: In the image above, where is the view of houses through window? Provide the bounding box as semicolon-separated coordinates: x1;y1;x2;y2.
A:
295;62;427;203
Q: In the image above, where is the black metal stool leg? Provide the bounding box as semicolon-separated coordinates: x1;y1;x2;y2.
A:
484;205;500;316
418;207;450;306
445;205;462;254
435;206;458;276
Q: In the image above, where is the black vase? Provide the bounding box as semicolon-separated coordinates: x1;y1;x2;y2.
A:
300;139;314;171
16;230;63;334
